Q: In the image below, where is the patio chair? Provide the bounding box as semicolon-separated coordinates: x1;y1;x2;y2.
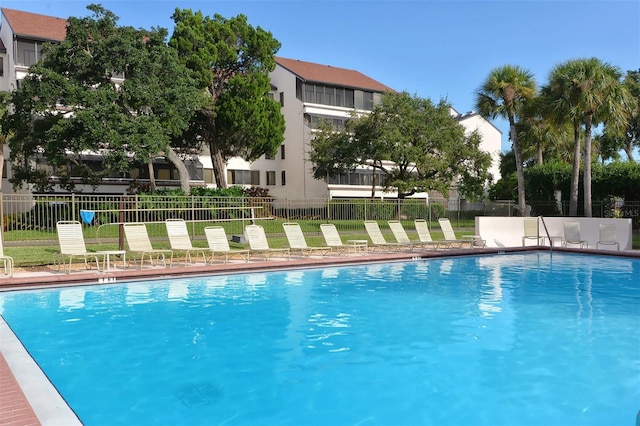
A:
0;232;14;276
123;223;173;269
204;226;250;263
54;221;104;273
563;221;588;248
596;223;619;251
165;219;208;265
319;224;351;255
283;222;332;257
364;220;403;252
522;217;545;246
414;219;449;249
438;218;482;248
388;220;439;251
244;224;290;261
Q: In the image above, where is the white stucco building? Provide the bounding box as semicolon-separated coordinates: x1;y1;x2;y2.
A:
0;8;502;200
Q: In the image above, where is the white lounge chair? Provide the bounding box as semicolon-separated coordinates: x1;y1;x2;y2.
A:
283;222;332;257
204;226;250;263
245;224;290;261
522;217;545;246
596;223;619;251
165;219;208;265
0;232;15;276
320;224;351;254
563;221;588;248
388;220;438;251
414;219;449;249
438;218;477;248
364;220;403;252
123;223;173;269
54;221;104;273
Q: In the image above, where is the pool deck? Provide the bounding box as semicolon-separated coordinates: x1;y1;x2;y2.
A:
1;245;638;425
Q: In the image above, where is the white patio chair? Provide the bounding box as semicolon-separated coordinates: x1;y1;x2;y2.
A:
204;226;250;263
363;220;402;252
563;221;588;248
165;219;208;265
0;232;14;276
283;222;332;257
244;224;290;261
55;221;104;273
596;223;619;251
123;223;173;269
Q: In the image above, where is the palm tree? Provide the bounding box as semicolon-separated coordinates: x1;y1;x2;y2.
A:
476;65;536;216
543;58;631;217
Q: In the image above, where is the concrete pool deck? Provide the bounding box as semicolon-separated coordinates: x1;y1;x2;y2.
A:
1;245;638;425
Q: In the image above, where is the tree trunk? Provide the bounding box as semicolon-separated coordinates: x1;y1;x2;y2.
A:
147;158;157;192
625;138;635;162
165;148;191;193
583;116;593;217
209;140;227;189
536;141;543;166
509;118;527;217
569;123;581;217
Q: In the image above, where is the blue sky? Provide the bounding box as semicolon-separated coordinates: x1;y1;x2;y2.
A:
4;0;640;152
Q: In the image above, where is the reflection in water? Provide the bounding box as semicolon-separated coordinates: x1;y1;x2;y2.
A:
59;288;86;310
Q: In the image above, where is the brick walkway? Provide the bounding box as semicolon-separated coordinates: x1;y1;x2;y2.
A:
0;353;40;426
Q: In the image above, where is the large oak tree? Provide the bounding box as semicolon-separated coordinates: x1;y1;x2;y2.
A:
3;4;202;192
169;9;285;188
309;92;491;200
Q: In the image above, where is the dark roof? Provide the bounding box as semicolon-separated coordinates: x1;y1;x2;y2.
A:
275;56;394;93
1;8;67;42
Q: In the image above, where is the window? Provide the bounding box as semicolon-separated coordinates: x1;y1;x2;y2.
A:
0;57;3;77
16;40;42;67
265;151;274;160
280;145;285;160
279;92;284;107
228;169;260;185
281;170;286;186
266;171;276;186
299;82;356;108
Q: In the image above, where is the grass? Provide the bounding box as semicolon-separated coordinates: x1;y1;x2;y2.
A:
3;222;639;268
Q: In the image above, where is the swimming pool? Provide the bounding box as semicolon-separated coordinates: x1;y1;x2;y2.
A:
0;252;638;425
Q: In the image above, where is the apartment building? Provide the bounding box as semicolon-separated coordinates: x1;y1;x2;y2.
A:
0;8;501;199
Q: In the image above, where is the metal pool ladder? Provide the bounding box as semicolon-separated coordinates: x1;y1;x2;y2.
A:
539;216;553;253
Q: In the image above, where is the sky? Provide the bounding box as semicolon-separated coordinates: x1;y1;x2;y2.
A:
3;0;639;153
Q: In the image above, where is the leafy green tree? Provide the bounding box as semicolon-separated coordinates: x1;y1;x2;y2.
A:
476;65;537;216
169;9;285;188
309;92;491;200
0;91;10;190
2;5;201;192
597;69;639;162
543;58;631;217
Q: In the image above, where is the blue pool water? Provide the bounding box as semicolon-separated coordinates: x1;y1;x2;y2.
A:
0;252;639;425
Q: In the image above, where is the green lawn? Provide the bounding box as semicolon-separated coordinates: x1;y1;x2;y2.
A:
4;226;639;268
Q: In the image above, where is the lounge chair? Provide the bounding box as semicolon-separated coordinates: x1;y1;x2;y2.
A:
563;221;588;248
414;219;449;249
388;220;439;251
204;226;250;263
123;223;173;269
54;220;104;273
283;222;332;257
244;224;290;261
364;220;403;251
319;224;351;254
0;232;14;276
522;217;545;246
596;223;619;251
165;219;208;265
438;218;485;248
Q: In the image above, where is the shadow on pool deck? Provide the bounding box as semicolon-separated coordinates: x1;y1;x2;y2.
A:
0;245;638;425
